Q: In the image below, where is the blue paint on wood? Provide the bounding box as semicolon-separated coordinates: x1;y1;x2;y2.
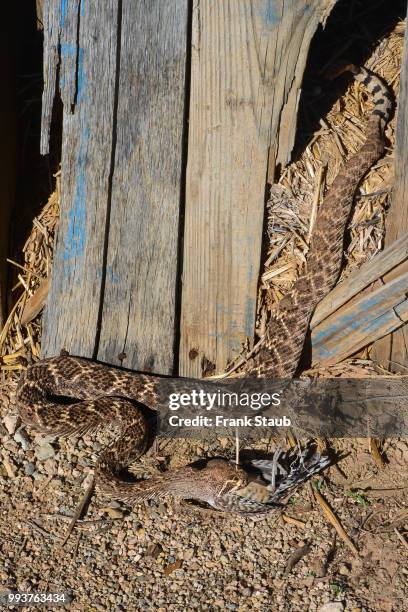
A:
63;172;86;262
396;300;408;317
213;293;256;346
105;265;120;284
60;42;77;58
246;233;254;281
76;47;85;103
60;0;67;28
60;42;77;93
262;0;280;26
312;291;389;346
228;318;242;352
312;270;408;361
208;330;227;339
313;276;408;349
62;127;89;266
59;42;86;105
245;296;256;338
314;303;408;361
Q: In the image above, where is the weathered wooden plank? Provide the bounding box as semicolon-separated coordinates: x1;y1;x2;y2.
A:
180;0;337;377
312;231;408;328
36;0;44;28
42;0;118;357
40;0;61;154
96;0;188;375
373;21;408;371
312;272;408;366
59;0;81;111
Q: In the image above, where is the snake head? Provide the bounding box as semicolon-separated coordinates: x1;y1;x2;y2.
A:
216;474;247;497
201;458;249;497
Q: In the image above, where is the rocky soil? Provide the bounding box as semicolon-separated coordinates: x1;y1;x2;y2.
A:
1;381;407;611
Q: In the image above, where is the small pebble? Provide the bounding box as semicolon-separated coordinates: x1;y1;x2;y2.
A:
319;603;345;612
34;442;55;461
24;462;36;476
81;473;95;490
3;415;19;435
14;429;31;451
43;458;56;474
103;508;124;520
183;548;195;561
107;500;122;509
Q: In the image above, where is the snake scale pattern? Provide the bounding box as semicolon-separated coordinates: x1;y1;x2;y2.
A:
16;65;392;514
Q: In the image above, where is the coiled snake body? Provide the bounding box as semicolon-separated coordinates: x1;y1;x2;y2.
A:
16;66;392;514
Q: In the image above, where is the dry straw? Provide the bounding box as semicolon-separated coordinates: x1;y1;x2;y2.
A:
0;174;60;379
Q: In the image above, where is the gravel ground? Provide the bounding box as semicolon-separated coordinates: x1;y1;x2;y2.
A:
1;382;407;611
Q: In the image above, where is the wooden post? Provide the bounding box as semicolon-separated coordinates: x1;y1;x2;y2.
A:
179;0;337;377
40;0;338;376
41;0;188;375
96;1;188;374
41;0;119;358
312;272;408;367
373;20;408;371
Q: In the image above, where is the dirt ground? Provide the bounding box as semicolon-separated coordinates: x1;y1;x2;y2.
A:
1;380;407;611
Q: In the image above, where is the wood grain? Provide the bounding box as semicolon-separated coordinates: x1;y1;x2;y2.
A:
312;231;408;328
40;0;61;155
41;0;118;357
372;24;408;371
180;0;337;377
96;0;188;375
312;271;408;366
40;0;341;374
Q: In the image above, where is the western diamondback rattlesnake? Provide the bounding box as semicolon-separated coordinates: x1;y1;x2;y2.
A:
16;65;392;514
